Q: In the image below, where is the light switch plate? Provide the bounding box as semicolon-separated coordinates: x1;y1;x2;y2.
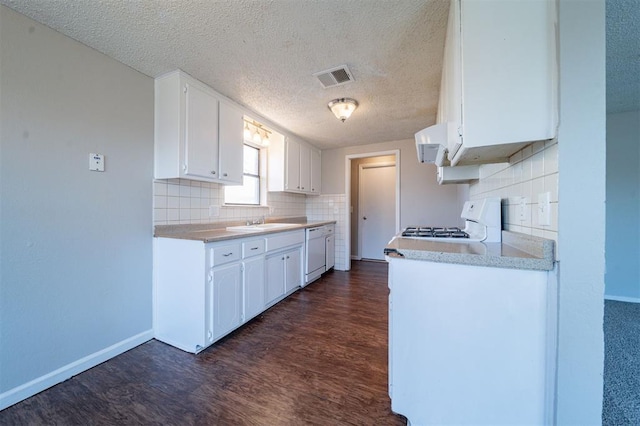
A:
209;206;220;217
89;153;104;172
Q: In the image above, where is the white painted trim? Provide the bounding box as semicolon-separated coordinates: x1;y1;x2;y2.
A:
604;295;640;303
344;149;401;271
358;162;397;261
0;330;153;410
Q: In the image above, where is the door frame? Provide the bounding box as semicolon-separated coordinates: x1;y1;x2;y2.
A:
358;161;397;260
344;150;400;271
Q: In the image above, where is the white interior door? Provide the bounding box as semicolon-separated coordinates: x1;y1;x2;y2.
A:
359;164;396;260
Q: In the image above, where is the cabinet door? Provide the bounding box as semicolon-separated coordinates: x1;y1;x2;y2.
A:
184;82;219;179
285;246;302;293
310;148;321;194
211;263;242;340
443;0;463;160
325;235;335;271
218;101;244;184
299;143;311;193
265;254;285;305
243;256;265;321
285;138;301;191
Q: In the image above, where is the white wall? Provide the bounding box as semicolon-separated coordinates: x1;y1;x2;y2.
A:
605;110;640;301
0;6;154;409
556;1;606;423
322;138;467;228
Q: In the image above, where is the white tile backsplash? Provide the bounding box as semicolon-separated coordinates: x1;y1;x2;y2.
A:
307;194;347;271
153;179;306;226
469;140;559;257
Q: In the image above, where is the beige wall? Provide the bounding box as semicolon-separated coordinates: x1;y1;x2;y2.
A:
1;5;153;407
322;138;467;230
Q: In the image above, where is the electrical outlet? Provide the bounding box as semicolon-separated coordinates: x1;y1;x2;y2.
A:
538;192;551;226
518;197;529;222
209;205;219;217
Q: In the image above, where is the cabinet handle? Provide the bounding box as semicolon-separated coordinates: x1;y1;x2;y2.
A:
286;256;290;259
223;173;228;177
301;187;305;190
251;247;258;250
211;171;216;175
223;252;233;257
282;257;285;260
297;186;300;189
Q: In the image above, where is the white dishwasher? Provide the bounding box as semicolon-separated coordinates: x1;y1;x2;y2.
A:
304;225;327;285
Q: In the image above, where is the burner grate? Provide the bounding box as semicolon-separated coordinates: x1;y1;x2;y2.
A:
401;226;469;239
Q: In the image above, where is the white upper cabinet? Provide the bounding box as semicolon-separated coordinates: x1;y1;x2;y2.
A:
298;142;311;193
439;0;558;166
268;134;321;195
155;70;243;184
184;82;219;179
285;137;301;191
218;101;244;184
310;148;321;194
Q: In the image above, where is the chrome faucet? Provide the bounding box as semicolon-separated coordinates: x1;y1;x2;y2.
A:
248;215;266;225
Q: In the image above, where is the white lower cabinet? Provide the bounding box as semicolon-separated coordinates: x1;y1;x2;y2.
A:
265;253;286;305
285;247;302;292
265;231;304;306
243;244;266;322
154;229;304;354
210;262;242;341
265;246;302;305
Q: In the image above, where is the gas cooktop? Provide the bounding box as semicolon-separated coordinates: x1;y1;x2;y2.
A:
401;226;470;239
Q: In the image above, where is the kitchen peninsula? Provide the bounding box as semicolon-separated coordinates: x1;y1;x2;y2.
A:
385;231;557;425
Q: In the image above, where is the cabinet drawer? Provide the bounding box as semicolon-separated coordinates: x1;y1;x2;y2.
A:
243;239;265;258
266;230;305;252
210;243;241;266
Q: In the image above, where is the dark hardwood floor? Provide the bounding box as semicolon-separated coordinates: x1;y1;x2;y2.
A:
0;261;406;425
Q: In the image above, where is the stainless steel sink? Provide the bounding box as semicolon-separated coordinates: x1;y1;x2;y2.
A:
226;223;300;232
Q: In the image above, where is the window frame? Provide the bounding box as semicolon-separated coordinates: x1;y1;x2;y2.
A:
223;142;265;206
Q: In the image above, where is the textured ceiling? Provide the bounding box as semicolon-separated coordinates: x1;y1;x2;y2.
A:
1;0;636;150
0;0;448;149
606;0;640;114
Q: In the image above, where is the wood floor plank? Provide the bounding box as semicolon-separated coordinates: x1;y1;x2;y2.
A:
0;261;406;425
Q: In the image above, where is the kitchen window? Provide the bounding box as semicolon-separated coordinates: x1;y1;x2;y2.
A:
224;144;262;205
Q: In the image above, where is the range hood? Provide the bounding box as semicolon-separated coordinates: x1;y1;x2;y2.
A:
415;123;447;166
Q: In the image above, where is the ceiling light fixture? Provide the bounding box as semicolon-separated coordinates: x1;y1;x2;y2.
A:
243;122;251;140
328;98;358;122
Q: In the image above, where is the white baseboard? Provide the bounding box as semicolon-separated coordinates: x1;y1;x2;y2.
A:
0;329;153;411
604;294;640;303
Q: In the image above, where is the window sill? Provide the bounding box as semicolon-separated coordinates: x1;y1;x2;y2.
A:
222;204;270;209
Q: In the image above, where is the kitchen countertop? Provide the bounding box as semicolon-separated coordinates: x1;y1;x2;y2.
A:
385;231;555;271
154;217;336;243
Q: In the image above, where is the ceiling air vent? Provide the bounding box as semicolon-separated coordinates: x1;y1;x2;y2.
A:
313;65;355;88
